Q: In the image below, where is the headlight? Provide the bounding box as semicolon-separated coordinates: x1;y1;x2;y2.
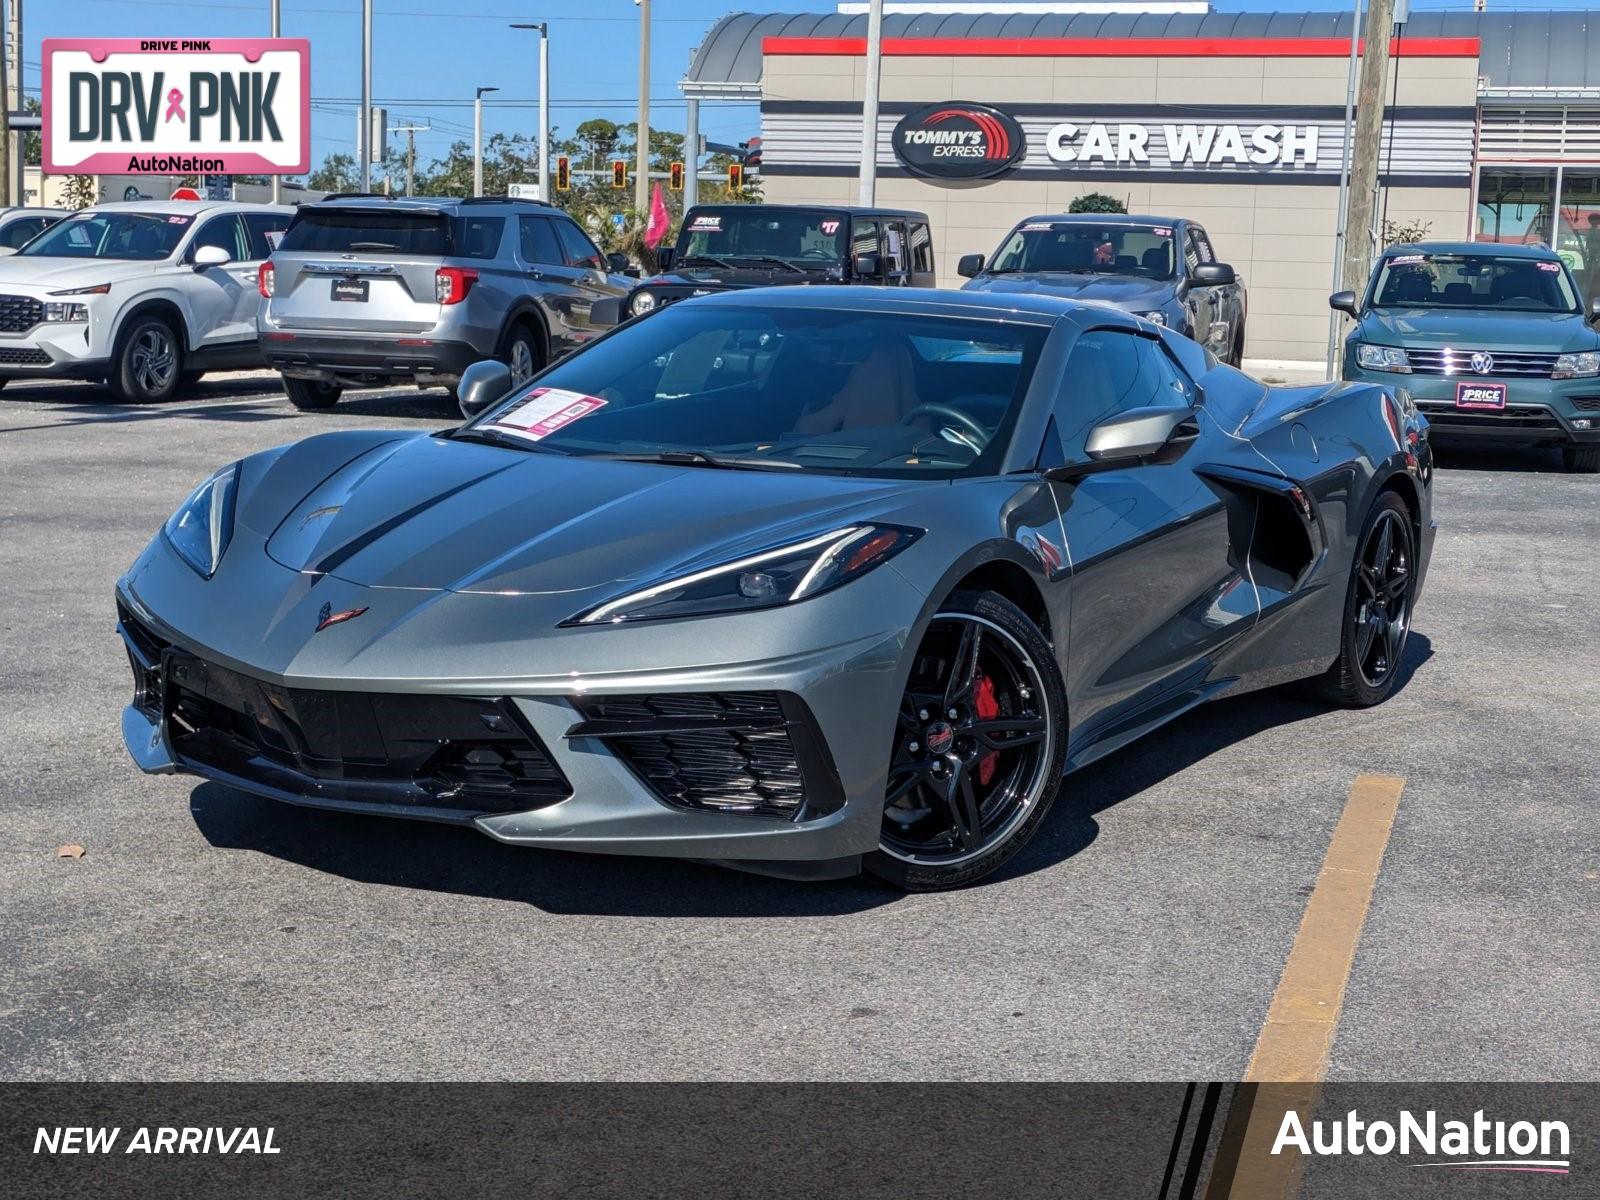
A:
1355;343;1411;373
1552;351;1600;379
1136;309;1167;326
629;290;658;316
49;282;111;296
572;524;921;625
163;464;239;578
42;302;89;323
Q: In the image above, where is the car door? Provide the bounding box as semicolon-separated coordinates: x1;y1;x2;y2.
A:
182;213;260;349
881;219;911;286
516;214;584;356
1181;224;1223;354
1042;325;1257;743
849;217;880;284
529;219;626;355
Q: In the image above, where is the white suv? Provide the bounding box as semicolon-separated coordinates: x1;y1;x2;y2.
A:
0;200;292;403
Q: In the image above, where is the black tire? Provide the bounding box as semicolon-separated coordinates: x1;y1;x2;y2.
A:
1562;444;1600;473
865;590;1068;891
499;321;544;389
108;315;182;404
1304;491;1416;708
282;376;343;410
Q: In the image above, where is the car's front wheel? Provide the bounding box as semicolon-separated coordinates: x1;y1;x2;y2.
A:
500;322;543;388
866;590;1067;891
108;316;182;404
282;377;343;410
1562;444;1600;473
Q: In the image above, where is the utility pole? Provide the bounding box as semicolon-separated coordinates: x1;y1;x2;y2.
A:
474;87;498;196
393;123;427;197
0;1;9;209
6;0;21;205
857;0;884;205
1342;0;1398;306
511;24;550;201
359;0;372;191
271;0;282;205
635;0;650;213
1325;0;1364;374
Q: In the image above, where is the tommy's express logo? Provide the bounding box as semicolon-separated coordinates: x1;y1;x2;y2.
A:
892;102;1026;180
1273;1108;1572;1174
901;108;1013;161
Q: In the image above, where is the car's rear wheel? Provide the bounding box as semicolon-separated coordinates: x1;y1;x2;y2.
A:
1305;491;1415;708
108;316;182;404
866;590;1067;891
282;377;343;410
1562;444;1600;473
500;322;543;388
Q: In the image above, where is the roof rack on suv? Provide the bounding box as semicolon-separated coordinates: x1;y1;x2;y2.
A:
458;196;556;208
321;192;392;201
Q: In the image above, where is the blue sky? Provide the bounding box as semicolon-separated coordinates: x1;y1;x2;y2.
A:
29;0;1555;175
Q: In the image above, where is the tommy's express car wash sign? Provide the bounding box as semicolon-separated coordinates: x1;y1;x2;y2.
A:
892;103;1028;179
43;38;310;176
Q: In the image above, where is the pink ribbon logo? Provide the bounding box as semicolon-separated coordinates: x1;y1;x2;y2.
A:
164;88;185;123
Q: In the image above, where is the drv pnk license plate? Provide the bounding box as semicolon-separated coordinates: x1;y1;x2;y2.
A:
1456;382;1506;410
331;278;369;303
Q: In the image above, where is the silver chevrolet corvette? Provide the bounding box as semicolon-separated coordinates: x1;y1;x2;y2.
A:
118;288;1433;890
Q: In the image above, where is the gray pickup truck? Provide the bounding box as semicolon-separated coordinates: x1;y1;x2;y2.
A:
958;214;1248;366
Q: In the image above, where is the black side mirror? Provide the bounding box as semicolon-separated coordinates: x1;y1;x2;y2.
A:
655;246;675;271
457;359;513;419
853;252;882;279
589;296;625;328
1191;262;1235;286
957;253;985;279
1329;290;1360;317
606;252;630;275
1588;296;1600;324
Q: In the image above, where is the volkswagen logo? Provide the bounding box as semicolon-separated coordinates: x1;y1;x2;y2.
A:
1469;351;1495;375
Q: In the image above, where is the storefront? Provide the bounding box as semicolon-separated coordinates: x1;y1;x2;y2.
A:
682;9;1600;364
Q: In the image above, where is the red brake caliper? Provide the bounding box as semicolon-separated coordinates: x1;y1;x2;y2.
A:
974;671;1000;786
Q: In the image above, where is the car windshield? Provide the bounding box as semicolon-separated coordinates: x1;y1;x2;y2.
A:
674;209;848;270
1370;252;1580;313
18;211;192;260
988;222;1176;278
467;304;1048;478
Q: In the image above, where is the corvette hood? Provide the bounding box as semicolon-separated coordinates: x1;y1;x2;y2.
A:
962;272;1172;308
260;433;931;595
1357;307;1596;353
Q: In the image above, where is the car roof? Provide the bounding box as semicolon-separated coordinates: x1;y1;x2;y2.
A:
85;200;294;215
1014;213;1185;228
305;194;568;215
688;284;1123;325
0;206;60;216
688;203;930;221
1387;240;1559;259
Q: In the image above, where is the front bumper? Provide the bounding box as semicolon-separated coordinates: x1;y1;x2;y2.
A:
0;315;111;379
260;331;484;388
115;538;921;868
1345;361;1600;444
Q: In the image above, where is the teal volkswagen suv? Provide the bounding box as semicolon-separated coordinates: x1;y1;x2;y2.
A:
1333;242;1600;472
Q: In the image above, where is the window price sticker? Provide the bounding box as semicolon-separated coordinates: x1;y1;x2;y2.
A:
486;387;607;441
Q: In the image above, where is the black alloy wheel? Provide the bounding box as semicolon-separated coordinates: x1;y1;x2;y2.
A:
867;590;1067;891
109;316;183;404
1306;491;1416;707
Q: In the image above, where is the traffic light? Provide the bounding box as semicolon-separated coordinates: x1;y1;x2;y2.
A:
556;156;570;192
669;161;684;191
727;162;743;195
611;160;627;189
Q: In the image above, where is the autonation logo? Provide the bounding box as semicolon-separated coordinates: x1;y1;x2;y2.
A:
1273;1109;1571;1175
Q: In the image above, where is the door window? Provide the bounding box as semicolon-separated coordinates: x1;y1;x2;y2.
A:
850;219;880;266
1051;330;1193;460
242;212;290;260
1181;228;1204;275
909;223;935;276
1189;227;1216;264
189;215;248;262
519;215;563;266
554;220;605;270
0;217;45;249
454;215;506;260
883;221;908;281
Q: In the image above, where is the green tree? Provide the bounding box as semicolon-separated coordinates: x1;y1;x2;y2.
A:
58;175;97;209
308;152;359;193
414;132;536;198
1068;192;1127;214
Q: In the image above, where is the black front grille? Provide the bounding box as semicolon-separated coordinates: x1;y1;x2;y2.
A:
1403;347;1559;378
570;692;842;819
0;293;42;333
1415;401;1563;431
0;346;50;365
116;605;570;815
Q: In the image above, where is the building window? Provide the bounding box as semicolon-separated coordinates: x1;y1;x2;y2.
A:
1475;168;1556;247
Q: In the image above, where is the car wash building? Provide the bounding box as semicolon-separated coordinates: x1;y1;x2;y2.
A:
681;8;1600;365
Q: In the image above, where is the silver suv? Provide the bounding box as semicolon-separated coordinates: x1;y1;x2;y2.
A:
258;195;631;409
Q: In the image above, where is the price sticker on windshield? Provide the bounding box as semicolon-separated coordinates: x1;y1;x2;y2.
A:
1538;261;1562;272
487;387;607;442
688;215;722;232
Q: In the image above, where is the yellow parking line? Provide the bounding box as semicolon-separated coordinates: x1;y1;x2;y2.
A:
1206;774;1405;1200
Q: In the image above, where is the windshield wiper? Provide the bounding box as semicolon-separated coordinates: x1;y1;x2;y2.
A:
729;255;806;275
592;449;801;471
679;254;738;269
347;241;399;251
444;427;570;454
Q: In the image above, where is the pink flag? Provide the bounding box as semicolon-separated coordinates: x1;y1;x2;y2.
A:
645;182;670;250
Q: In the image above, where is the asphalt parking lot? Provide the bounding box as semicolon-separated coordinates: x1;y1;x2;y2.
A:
1;370;1595;1082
